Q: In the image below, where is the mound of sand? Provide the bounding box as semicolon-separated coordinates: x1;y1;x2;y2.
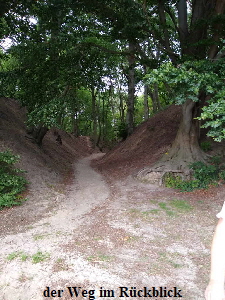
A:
93;105;182;178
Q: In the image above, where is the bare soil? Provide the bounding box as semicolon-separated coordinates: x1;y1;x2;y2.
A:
0;98;225;300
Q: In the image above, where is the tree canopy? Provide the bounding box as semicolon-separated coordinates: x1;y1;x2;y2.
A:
1;1;225;167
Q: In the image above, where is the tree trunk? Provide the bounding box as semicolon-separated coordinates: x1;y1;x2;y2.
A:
27;124;49;146
160;100;206;167
91;85;98;147
149;83;161;114
72;111;79;137
136;100;207;184
143;65;149;120
144;84;149;120
126;41;136;136
119;88;125;124
136;0;219;185
70;88;79;137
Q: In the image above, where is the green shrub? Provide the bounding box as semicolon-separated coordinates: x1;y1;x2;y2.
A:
164;173;201;192
190;161;218;185
200;141;212;152
210;155;222;166
219;170;225;182
0;150;28;209
116;121;128;140
165;157;223;192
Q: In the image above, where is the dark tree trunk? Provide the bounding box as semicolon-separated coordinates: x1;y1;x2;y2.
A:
149;83;161;114
159;100;206;167
71;91;79;137
143;65;149;120
91;85;98;147
27;125;49;146
144;84;149;120
72;112;79;137
119;90;125;124
126;41;136;136
136;100;207;184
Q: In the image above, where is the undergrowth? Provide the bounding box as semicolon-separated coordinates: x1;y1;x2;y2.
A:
0;150;28;209
164;156;225;192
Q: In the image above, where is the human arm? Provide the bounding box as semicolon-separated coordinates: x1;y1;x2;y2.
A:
205;217;225;300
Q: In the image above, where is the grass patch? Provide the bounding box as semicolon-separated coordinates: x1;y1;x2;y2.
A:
149;209;160;214
7;251;29;261
20;253;29;261
87;255;95;262
158;202;175;216
169;199;192;211
97;254;112;261
158;199;192;216
94;236;102;241
27;225;34;230
7;250;50;263
33;234;50;240
159;252;183;269
7;251;21;261
32;251;50;263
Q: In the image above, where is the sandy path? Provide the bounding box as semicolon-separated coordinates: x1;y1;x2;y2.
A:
0;153;116;300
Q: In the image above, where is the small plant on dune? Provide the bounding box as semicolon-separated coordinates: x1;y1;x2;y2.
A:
32;251;50;263
0;150;28;209
6;251;29;261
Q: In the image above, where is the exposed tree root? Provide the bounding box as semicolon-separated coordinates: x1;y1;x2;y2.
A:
135;99;212;186
135;150;210;185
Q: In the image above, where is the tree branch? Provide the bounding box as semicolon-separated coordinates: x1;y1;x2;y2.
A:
81;42;129;56
208;0;225;59
165;6;179;34
158;0;178;64
177;0;189;49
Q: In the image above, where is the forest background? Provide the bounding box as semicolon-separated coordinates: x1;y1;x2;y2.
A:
1;0;225;180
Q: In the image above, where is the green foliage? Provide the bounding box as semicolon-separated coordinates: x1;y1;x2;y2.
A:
190;161;218;184
169;199;192;212
115;121;128;140
198;98;225;142
32;251;50;263
6;251;29;261
2;0;225;146
164;158;225;192
0;150;28;209
145;59;225;141
210;155;222;166
145;60;224;105
200;141;212;152
158;202;175;216
219;170;225;181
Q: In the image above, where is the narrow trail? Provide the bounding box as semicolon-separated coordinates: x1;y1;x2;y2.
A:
0;153;113;300
34;153;110;232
